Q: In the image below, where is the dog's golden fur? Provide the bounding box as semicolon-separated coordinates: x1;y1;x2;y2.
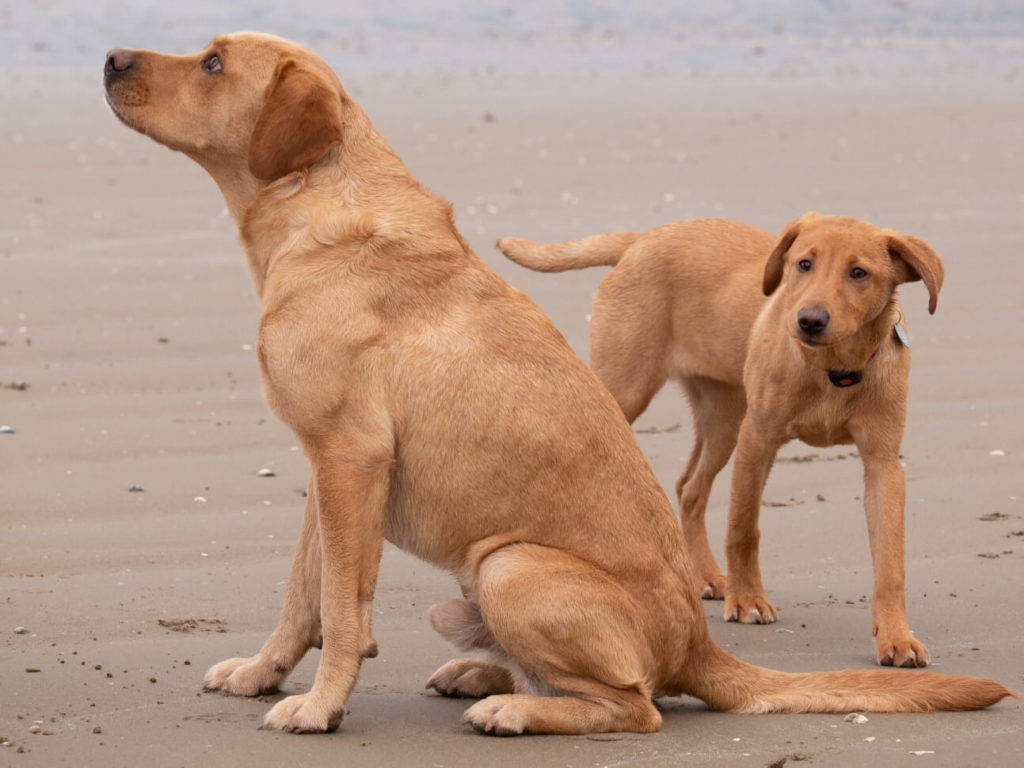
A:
499;214;943;668
105;33;1012;735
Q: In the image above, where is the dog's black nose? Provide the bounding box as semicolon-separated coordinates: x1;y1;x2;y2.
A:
797;307;830;336
105;48;135;81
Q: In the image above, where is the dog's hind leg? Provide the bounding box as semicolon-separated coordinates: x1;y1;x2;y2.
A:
588;274;670;424
676;377;745;599
460;544;661;735
427;658;516;698
204;473;324;696
425;599;516;697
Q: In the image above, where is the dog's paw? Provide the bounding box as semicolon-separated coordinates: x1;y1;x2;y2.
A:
461;695;527;736
427;659;513;698
875;631;930;668
699;572;727;600
260;692;342;733
203;655;285;696
724;593;778;624
361;638;379;659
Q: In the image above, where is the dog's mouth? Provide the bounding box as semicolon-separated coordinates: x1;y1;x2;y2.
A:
794;330;831;348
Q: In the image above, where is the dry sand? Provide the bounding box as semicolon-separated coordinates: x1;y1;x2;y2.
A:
2;52;1023;768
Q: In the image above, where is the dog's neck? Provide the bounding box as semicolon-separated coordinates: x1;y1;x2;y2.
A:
199;106;437;298
796;299;900;375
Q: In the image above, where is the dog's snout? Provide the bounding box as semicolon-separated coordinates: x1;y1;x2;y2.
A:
105;48;136;81
797;307;830;336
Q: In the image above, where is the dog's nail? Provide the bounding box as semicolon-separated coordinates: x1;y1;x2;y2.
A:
747;609;762;623
879;653;894;666
701;585;714;599
899;651;917;669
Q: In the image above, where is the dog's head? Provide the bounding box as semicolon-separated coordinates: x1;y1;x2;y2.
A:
762;212;944;347
104;32;344;182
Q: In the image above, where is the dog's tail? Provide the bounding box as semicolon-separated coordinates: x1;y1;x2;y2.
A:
496;231;642;272
690;643;1016;714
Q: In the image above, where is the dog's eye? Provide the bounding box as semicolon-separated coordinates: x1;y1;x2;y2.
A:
201;53;223;74
850;267;868;280
797;259;813;272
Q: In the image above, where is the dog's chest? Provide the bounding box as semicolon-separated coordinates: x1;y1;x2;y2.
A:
784;394;856;447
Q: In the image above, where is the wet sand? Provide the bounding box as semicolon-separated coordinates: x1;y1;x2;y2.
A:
1;62;1023;766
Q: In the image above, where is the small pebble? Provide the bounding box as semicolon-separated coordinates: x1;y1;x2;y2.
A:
193;496;207;503
92;726;102;735
0;425;15;434
28;726;40;734
257;468;276;477
864;736;876;742
149;676;157;683
25;668;40;673
844;713;869;724
14;626;28;634
989;449;1005;456
128;485;144;493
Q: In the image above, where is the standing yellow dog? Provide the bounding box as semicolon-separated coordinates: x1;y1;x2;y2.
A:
105;33;1009;735
500;215;941;668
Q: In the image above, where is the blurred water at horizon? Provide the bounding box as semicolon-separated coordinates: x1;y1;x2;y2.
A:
3;0;1024;78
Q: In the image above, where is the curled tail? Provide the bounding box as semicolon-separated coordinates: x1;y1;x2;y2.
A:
692;644;1016;714
496;230;642;272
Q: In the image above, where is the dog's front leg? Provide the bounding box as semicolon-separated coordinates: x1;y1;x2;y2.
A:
261;452;389;733
204;475;323;695
859;450;930;667
723;417;782;624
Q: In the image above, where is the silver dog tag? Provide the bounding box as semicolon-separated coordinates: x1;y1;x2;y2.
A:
893;322;911;348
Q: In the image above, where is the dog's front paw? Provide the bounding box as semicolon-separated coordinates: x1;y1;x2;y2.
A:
260;692;342;733
427;659;514;698
875;630;930;668
724;593;778;624
461;695;527;736
203;655;286;696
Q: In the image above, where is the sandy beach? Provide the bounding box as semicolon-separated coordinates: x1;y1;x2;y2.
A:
2;3;1023;766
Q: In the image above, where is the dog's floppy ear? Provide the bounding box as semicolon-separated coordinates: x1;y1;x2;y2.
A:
763;212;817;296
884;231;944;314
248;59;344;181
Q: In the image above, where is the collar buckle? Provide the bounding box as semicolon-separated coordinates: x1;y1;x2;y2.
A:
828;369;862;387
